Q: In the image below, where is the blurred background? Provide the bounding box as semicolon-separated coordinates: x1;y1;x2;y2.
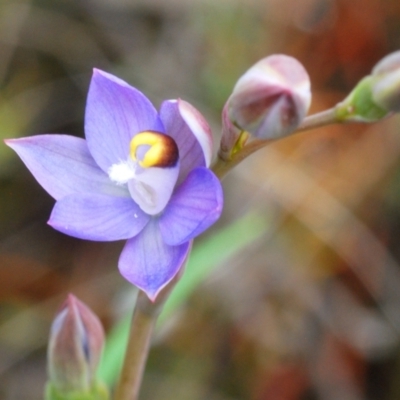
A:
1;0;400;398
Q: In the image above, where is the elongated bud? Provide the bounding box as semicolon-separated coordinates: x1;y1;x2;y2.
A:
371;50;400;113
225;55;311;140
46;294;108;400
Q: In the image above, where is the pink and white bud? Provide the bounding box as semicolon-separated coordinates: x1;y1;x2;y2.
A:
226;55;311;140
47;294;105;393
372;50;400;112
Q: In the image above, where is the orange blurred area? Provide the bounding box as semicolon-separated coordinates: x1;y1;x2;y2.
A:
1;0;400;399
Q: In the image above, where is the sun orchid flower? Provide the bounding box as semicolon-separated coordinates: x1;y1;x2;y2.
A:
6;69;223;300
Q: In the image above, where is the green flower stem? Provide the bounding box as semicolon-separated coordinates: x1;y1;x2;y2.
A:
296;107;338;132
114;291;161;400
213;107;339;179
113;264;186;400
213;138;268;178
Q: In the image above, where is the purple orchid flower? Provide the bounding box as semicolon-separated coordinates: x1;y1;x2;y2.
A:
6;69;223;300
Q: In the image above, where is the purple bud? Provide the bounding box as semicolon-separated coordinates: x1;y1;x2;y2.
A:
372;50;400;113
47;294;105;393
226;55;311;140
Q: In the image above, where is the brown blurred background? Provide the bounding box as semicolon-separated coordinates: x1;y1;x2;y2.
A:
1;0;400;399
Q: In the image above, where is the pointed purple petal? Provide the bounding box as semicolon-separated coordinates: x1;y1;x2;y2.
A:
119;220;191;300
159;167;223;245
5;135;126;200
49;193;150;241
159;99;212;183
85;69;164;172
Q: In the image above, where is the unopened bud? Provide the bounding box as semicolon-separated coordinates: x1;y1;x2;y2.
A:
371;50;400;112
226;55;311;140
335;76;389;123
335;51;400;123
46;294;108;399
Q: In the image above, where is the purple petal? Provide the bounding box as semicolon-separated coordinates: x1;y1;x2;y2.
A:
119;220;191;300
159;167;223;246
85;69;164;172
128;162;179;215
5;135;126;200
49;193;149;241
159;99;212;183
178;99;213;166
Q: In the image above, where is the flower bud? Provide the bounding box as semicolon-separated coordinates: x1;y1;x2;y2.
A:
46;294;107;398
371;50;400;113
226;55;311;140
335;51;400;123
335;76;389;123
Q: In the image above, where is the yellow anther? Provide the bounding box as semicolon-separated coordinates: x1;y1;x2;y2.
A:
130;131;179;168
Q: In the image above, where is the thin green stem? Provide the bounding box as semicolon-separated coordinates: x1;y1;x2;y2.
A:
113;265;185;400
213;138;268;179
296;107;338;132
212;107;339;179
114;291;161;400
